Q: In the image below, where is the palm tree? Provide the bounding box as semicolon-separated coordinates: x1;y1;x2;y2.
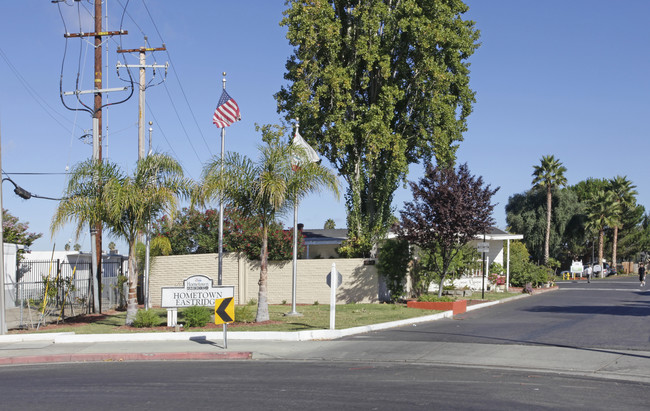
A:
608;176;637;271
585;189;620;278
104;154;190;325
50;158;122;313
52;155;190;325
531;155;567;265
197;125;339;322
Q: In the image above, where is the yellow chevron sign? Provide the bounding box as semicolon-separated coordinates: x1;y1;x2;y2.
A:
214;297;235;325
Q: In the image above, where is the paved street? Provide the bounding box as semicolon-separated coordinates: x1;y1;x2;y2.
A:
0;361;648;410
346;276;650;351
1;277;650;409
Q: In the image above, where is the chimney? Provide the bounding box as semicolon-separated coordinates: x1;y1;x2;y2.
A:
297;223;304;231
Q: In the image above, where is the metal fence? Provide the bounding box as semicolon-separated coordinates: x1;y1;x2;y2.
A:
6;258;127;329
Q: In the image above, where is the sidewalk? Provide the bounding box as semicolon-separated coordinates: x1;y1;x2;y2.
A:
11;287;649;384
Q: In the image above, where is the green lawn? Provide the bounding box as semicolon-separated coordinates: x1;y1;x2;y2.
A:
12;292;521;334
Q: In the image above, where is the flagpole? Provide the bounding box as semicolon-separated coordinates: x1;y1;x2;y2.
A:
218;72;226;287
286;119;302;317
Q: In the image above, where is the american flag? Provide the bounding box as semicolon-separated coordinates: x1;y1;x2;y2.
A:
212;90;241;128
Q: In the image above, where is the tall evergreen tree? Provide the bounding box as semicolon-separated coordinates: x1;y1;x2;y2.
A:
608;176;638;269
531;155;567;265
585;189;619;277
277;0;480;256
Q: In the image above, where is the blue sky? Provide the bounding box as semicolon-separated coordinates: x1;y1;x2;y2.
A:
1;1;649;253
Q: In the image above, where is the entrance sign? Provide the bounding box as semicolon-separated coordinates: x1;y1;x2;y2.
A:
214;297;235;325
570;261;584;274
161;275;234;308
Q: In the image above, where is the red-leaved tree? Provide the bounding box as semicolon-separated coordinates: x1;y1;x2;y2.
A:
398;163;498;297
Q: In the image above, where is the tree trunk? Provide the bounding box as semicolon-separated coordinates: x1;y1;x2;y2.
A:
612;225;618;273
598;229;604;278
544;185;551;265
255;223;270;322
437;275;446;298
125;240;138;325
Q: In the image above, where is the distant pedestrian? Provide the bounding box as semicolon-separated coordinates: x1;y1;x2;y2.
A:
639;263;646;288
585;265;592;283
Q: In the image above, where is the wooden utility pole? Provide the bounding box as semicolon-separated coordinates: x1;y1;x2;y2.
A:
63;0;127;313
117;38;167;160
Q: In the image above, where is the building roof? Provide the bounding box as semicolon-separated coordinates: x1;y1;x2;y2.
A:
301;227;523;244
301;229;348;245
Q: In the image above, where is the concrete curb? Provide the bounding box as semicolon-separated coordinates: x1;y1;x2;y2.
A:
0;351;252;365
44;310;455;343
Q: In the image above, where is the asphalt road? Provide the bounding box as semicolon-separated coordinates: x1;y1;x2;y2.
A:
3;277;650;410
0;361;648;410
345;277;650;351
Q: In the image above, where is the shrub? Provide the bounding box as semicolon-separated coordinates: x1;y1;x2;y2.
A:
376;238;411;302
417;294;455;303
182;306;212;327
132;309;160;328
235;305;255;323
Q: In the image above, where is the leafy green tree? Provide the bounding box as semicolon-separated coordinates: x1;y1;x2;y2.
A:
2;209;42;257
277;0;481;257
411;243;479;296
608;176;638;268
531;155;567;265
571;178;608;202
323;218;336;230
197;125;339;322
506;188;581;264
585;189;619;277
398;163;497;297
152;208;299;260
615;207;646;261
376;238;411;302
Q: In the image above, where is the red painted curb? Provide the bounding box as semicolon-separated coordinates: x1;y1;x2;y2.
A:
0;351;252;365
407;300;467;315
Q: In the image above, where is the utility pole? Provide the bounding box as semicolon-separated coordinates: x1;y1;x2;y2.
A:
117;38;167;160
117;41;166;309
62;0;128;313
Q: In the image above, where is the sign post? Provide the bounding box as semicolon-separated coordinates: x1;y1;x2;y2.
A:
328;263;341;330
214;297;235;348
478;239;489;299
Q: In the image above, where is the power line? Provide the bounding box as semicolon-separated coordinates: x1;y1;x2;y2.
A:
0;46;83;133
141;0;213;157
145;101;195;180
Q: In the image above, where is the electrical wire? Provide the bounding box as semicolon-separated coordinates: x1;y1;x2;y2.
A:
0;46;82;133
141;0;213;157
145;101;194;180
